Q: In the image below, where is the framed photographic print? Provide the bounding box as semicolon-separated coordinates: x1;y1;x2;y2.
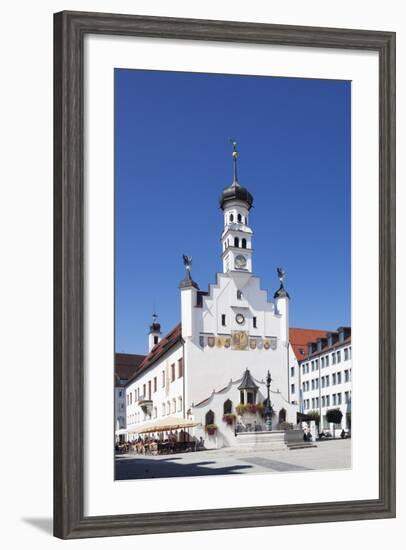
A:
54;10;396;539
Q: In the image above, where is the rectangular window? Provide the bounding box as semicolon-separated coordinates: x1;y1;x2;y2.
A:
326;375;330;387
321;357;325;368
337;350;341;363
302;364;306;375
321;376;325;388
322;396;325;407
290;366;295;377
345;391;350;404
326;395;330;406
311;380;315;390
332;394;337;405
178;358;183;378
153;377;157;392
337;372;342;384
302;382;306;392
315;359;319;370
148;380;151;399
337;393;342;405
142;384;146;398
344;348;349;361
253;316;257;328
130;393;132;404
311;361;314;371
311;398;315;408
221;314;226;326
291;383;295;394
332;353;336;365
162;370;165;388
171;364;175;382
325;355;329;367
315;379;319;390
315;397;319;408
332;373;336;385
344;369;349;382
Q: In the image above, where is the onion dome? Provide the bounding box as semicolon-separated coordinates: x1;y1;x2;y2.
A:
220;180;254;210
149;313;161;333
220;139;253;210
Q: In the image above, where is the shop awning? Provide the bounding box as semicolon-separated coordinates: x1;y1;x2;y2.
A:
128;416;200;434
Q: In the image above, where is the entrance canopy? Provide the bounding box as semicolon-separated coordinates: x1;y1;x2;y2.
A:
128;416;201;434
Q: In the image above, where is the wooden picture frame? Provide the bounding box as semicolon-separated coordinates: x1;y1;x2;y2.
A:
54;10;396;539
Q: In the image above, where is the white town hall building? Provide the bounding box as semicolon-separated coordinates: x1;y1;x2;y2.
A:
123;145;350;448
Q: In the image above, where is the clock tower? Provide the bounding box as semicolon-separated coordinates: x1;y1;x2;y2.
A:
220;141;254;282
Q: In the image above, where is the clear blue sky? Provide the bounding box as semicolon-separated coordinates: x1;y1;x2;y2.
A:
115;69;351;355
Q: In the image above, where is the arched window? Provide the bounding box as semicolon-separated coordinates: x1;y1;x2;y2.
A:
242;238;247;249
223;399;232;415
237;213;242;222
234;237;239;247
205;409;215;426
229;214;234;222
278;408;286;424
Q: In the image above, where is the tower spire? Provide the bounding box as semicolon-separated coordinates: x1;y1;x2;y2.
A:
230;138;239;185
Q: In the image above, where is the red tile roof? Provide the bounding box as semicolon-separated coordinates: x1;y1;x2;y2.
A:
115;353;145;382
127;323;182;384
289;328;330;361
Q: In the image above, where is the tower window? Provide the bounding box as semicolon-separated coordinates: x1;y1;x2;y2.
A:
253;316;257;328
242;238;247;249
237;213;242;222
229;214;234;222
237;290;242;300
153;335;159;345
221;314;226;326
234;237;239;247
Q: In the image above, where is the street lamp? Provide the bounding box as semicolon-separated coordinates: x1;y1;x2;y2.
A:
264;370;273;431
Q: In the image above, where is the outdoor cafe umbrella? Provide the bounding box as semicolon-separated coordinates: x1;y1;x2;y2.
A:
130;416;200;434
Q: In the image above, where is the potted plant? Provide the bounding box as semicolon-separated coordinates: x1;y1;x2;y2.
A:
235;403;247;415
205;423;218;436
222;413;236;425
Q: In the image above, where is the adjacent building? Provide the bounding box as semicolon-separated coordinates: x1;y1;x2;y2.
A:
289;327;352;433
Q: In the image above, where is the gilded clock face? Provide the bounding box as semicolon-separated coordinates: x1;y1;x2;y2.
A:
236;313;245;325
234;255;247;269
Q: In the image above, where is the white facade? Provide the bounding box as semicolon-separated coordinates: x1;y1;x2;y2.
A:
115;383;126;441
299;330;352;433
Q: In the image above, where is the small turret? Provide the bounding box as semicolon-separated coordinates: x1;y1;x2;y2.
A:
274;268;290;345
148;313;161;352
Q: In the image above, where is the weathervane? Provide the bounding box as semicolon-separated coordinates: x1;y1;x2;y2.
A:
277;267;286;286
229;137;239;183
182;254;193;272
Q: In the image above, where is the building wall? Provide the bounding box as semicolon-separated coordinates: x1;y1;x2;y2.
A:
180;270;297;447
300;342;352;432
125;343;185;441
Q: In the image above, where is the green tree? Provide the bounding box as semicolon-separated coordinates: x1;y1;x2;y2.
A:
326;408;343;438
